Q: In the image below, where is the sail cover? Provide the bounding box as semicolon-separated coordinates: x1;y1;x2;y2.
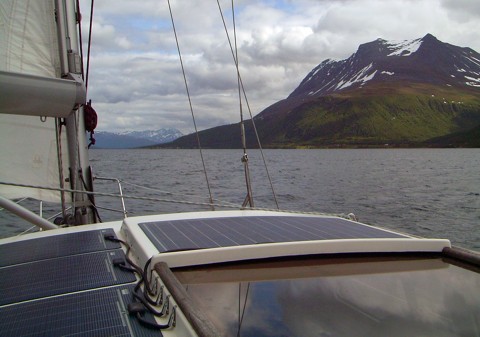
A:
0;0;70;202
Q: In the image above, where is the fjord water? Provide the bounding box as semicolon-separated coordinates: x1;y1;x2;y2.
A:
2;149;479;250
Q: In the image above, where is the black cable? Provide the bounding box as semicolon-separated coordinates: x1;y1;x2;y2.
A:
143;258;157;298
104;235;142;275
132;286;166;317
135;312;171;330
106;235;175;327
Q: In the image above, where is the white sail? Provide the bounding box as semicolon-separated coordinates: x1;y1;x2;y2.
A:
0;0;60;77
0;0;70;203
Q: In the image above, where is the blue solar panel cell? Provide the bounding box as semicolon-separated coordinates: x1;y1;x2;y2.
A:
0;228;120;267
140;216;407;253
0;285;161;337
0;249;136;305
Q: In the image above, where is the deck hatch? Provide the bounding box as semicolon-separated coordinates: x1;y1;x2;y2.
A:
0;249;136;305
0;285;161;337
0;228;120;267
140;216;407;253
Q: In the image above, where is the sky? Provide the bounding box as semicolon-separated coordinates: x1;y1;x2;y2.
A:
79;0;480;134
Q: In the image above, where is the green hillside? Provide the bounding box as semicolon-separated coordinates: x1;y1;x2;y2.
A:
267;84;480;147
160;84;480;149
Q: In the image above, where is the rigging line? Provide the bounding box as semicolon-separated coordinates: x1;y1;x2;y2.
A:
80;174;102;222
76;0;84;81
166;0;215;211
0;181;348;218
216;1;280;209
0;181;234;209
85;0;95;90
73;108;97;219
120;180;239;207
236;282;251;337
16;226;38;236
231;0;254;208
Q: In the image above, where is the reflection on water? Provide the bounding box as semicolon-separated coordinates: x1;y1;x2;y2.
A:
176;257;480;337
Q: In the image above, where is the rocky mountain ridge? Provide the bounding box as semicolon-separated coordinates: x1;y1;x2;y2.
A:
162;34;480;148
258;34;480;120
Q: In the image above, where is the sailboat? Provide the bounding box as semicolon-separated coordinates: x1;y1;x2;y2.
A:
1;1;479;336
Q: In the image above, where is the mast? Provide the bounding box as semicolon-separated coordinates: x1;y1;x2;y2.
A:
55;0;96;224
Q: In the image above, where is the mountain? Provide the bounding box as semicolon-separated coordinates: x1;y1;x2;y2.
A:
92;128;183;149
287;33;479;100
164;34;480;148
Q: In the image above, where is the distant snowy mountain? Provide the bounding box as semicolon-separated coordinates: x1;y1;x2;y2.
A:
287;33;480;101
166;34;480;148
92;128;183;149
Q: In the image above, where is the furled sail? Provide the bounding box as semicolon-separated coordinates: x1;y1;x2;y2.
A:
0;0;71;202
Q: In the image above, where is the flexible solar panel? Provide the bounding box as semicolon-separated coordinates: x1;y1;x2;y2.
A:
0;228;120;267
0;285;162;337
140;216;407;253
0;249;136;306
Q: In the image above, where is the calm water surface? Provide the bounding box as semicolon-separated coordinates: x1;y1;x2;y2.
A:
1;149;479;250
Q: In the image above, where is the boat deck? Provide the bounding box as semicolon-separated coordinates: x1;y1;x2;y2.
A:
2;210;475;337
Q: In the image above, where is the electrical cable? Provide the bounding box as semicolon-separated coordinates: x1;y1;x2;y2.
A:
105;235;175;327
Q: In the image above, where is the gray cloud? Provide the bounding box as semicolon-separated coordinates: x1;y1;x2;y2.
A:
79;0;480;133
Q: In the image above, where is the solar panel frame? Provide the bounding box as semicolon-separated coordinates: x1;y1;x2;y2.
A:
140;216;407;253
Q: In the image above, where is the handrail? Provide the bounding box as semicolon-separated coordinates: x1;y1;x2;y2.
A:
94;176;128;218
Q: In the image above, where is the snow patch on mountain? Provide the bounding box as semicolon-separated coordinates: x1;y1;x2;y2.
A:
387;38;422;56
466;56;480;67
93;128;183;149
465;76;480;87
337;63;377;90
119;129;183;143
305;60;333;82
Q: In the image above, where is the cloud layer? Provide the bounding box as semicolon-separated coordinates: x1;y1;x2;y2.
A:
79;0;480;133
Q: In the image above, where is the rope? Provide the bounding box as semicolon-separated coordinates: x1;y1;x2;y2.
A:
76;0;85;81
230;0;254;208
85;0;95;91
166;0;215;211
236;282;250;337
216;0;280;209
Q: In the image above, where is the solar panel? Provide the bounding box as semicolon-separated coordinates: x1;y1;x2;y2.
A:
0;249;136;306
0;228;121;267
0;285;162;337
140;216;407;253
